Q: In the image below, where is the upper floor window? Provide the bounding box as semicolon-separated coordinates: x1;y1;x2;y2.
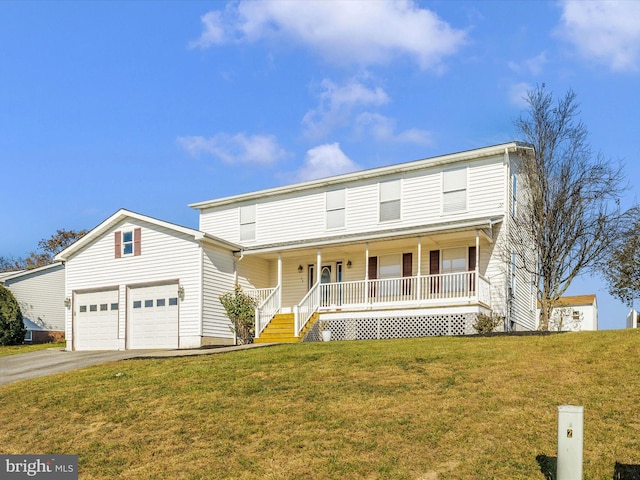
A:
240;205;256;241
326;189;345;229
115;228;141;258
122;231;134;255
379;179;401;222
443;167;467;213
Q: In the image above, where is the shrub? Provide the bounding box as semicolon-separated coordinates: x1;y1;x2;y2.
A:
472;312;503;335
219;286;256;345
0;285;26;345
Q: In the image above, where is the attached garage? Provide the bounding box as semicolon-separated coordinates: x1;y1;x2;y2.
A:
74;289;119;350
127;283;179;349
56;209;240;351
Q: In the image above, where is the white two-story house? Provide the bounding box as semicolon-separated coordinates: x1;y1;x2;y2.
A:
56;142;536;350
193;141;536;343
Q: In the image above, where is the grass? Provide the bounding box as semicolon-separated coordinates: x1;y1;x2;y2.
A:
1;330;639;479
0;341;64;357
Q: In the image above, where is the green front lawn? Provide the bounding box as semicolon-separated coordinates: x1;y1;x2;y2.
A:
0;341;64;357
0;330;638;479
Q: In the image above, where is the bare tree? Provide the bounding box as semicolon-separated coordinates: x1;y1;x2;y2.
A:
0;229;88;272
603;220;640;308
511;86;637;330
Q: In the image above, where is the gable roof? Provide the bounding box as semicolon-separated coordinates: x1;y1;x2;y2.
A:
54;208;240;261
555;295;597;307
189;141;534;210
1;262;63;283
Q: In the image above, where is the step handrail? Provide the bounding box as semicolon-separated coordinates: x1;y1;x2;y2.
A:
254;285;281;339
294;281;320;337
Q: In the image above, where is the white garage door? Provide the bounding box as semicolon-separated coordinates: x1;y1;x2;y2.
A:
75;290;119;350
128;283;179;349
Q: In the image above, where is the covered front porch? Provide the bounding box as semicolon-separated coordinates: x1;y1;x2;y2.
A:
241;225;500;342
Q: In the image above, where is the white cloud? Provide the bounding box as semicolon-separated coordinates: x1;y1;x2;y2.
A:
191;0;467;69
355;113;432;145
303;77;389;138
508;82;533;107
508;52;547;75
189;11;226;49
558;0;640;71
178;133;287;165
295;143;360;182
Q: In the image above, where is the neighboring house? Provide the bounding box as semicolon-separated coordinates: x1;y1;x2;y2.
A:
1;263;65;343
55;210;241;351
191;141;538;343
627;309;639;329
540;295;599;332
56;142;545;350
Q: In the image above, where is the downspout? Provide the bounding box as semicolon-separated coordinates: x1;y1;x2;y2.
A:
234;250;244;286
504;147;513;332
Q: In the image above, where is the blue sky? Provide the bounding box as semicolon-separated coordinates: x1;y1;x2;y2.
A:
1;1;638;329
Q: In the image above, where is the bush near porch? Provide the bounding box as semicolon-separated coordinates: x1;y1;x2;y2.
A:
0;330;639;479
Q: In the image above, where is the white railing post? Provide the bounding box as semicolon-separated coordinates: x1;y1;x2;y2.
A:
294;305;300;337
254;306;260;340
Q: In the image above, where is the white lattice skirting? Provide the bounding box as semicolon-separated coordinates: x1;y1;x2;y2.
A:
304;313;477;342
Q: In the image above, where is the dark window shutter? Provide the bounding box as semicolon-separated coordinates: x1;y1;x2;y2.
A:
368;256;378;298
368;256;378;279
134;228;142;256
429;250;440;274
115;231;122;259
468;246;476;292
402;253;413;295
429;250;440;294
468;246;476;271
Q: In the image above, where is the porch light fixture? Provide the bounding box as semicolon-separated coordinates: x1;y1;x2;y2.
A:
297;265;303;273
178;285;185;300
347;260;352;268
64;297;71;309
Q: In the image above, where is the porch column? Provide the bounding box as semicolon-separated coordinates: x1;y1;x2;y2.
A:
417;237;422;301
278;253;283;311
365;243;369;304
475;231;480;295
316;249;322;285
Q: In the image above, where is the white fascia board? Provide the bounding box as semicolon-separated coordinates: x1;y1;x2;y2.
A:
189;142;533;211
55;208;214;261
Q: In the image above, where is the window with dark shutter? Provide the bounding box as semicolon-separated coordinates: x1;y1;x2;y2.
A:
115;231;122;259
368;256;378;297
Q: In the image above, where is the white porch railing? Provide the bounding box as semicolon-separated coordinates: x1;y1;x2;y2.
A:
246;287;277;306
317;271;491;309
253;285;281;339
294;281;320;337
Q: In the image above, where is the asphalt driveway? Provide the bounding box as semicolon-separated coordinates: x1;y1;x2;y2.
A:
0;343;276;387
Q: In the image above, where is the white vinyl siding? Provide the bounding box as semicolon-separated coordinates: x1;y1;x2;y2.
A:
202;244;237;340
443;167;467;213
63;219;206;349
326;189;345;229
198;153;506;246
379;179;401;222
4;264;65;331
239;205;256;241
